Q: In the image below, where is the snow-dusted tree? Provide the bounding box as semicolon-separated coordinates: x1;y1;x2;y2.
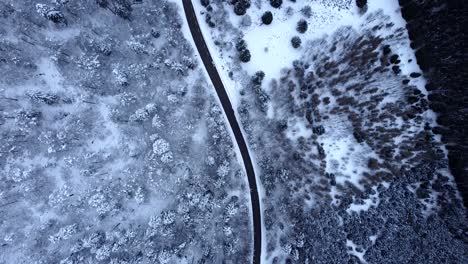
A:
49;224;78;243
129;103;156;122
113;0;132;19
28;91;60;105
36;3;66;24
152;138;170;155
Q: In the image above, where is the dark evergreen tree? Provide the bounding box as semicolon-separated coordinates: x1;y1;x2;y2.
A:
206;14;215;27
232;0;251;16
234;2;247;15
96;0;108;8
291;36;301;48
261;11;273;25
270;0;282;8
201;0;210;7
236;39;247;52
239;49;251;63
356;0;367;8
296;19;308;33
252;71;265;85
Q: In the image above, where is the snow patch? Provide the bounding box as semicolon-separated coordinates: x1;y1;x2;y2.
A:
86;98;122;152
37;57;66;92
285;118;312;142
319;114;378;190
44;27;80;42
346;239;367;263
347;186;380;214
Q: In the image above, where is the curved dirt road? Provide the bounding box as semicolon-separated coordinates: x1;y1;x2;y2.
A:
181;1;262;263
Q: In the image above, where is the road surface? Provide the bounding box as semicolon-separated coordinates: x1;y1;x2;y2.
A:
181;1;262;263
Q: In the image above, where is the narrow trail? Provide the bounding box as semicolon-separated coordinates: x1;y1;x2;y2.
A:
181;1;262;263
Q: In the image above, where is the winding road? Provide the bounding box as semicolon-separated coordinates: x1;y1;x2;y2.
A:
181;1;262;263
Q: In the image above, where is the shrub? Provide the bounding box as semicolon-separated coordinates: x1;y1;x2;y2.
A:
113;0;132;20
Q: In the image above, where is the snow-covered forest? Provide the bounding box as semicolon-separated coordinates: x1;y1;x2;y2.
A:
195;0;467;263
1;0;467;263
0;1;252;263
